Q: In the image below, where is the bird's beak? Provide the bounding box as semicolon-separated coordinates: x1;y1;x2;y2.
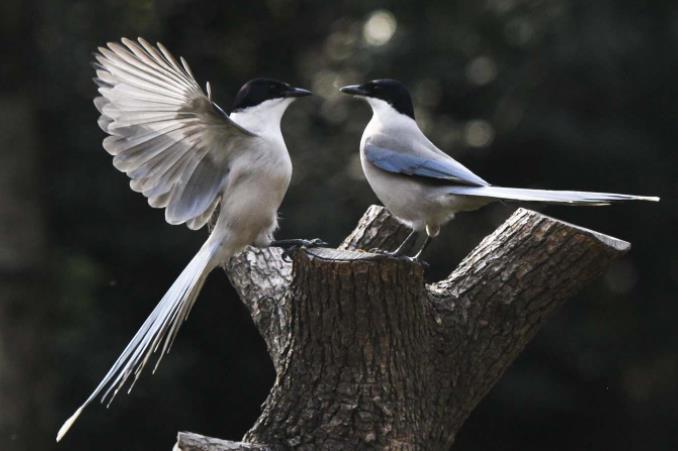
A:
339;84;368;96
285;86;313;98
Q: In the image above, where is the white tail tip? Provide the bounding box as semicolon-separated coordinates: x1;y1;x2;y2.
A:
56;405;84;442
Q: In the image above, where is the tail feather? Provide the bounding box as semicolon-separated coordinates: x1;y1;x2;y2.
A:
447;185;660;205
56;240;221;442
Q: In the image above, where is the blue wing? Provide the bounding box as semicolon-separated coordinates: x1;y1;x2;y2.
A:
364;144;489;187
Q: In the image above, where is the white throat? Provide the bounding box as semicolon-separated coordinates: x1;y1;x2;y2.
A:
363;97;420;136
229;98;295;135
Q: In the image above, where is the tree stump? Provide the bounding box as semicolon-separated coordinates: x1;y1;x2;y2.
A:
174;206;630;450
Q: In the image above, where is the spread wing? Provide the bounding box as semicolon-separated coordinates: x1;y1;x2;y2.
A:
364;142;489;187
94;37;257;230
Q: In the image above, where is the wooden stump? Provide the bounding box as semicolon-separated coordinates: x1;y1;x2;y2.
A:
175;206;630;450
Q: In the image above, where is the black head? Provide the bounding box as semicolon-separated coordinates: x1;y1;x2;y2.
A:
231;78;312;112
340;79;414;119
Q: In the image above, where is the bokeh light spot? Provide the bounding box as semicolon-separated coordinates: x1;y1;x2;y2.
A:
465;56;497;86
363;10;397;46
464;120;495;147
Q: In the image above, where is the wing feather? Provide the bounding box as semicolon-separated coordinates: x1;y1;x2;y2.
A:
106;44;188;93
117;40;195;91
96;51;188;99
138;38;195;87
94;38;257;228
157;42;185;73
166;154;224;224
186;197;220;230
364;143;488;187
103;121;185;155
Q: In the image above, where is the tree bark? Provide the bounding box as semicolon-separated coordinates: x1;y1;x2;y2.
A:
175;206;630;451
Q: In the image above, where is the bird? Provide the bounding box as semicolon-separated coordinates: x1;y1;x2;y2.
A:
57;37;321;442
340;79;659;260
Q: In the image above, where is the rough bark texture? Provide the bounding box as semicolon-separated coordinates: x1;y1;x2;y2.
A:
174;432;270;451
175;206;630;451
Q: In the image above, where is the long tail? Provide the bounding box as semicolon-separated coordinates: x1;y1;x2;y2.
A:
446;185;660;206
57;239;223;442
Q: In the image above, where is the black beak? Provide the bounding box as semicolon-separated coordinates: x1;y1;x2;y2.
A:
285;86;313;98
339;84;368;96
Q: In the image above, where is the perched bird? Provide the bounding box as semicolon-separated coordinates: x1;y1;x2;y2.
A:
57;37;319;441
340;79;659;260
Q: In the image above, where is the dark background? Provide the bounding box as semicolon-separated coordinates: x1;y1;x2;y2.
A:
1;0;676;450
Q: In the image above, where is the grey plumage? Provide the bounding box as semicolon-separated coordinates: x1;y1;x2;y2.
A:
58;38;310;441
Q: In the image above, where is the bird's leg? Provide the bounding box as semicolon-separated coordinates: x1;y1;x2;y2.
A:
270;238;329;261
369;229;418;257
412;234;432;260
365;231;430;266
389;232;432;266
392;230;420;256
410;224;439;263
366;230;430;266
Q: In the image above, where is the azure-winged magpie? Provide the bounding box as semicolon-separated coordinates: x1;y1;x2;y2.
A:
340;79;659;260
57;37;320;441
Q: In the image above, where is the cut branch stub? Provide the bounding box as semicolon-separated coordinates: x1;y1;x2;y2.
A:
175;432;271;451
177;206;630;450
245;248;434;449
339;205;412;253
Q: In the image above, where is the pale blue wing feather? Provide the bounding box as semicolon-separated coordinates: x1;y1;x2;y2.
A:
365;143;488;186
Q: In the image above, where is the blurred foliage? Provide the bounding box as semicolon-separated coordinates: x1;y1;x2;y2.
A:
0;0;676;449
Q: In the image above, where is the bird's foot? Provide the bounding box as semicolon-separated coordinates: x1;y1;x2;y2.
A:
271;238;329;261
367;247;393;255
364;248;429;267
400;255;430;268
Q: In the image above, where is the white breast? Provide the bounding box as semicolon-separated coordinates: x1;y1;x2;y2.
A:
212;98;294;249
